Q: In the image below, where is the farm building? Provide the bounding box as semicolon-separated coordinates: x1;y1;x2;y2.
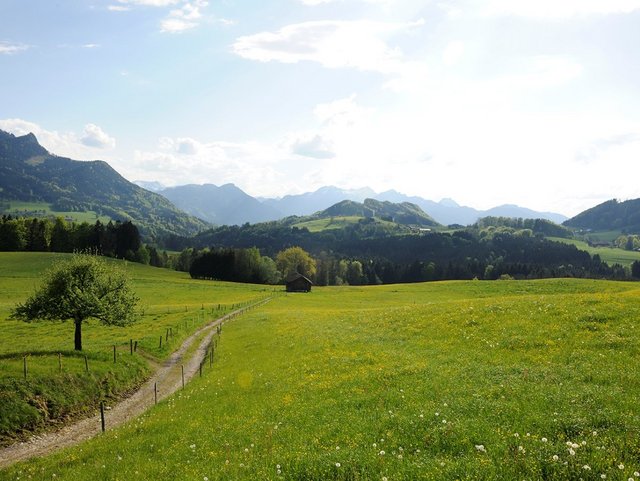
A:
286;273;313;293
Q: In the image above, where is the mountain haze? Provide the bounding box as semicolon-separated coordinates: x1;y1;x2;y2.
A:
159;183;281;225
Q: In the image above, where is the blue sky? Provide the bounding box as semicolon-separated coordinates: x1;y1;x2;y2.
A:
1;0;640;215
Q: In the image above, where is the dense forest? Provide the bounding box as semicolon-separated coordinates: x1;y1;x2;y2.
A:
4;214;638;285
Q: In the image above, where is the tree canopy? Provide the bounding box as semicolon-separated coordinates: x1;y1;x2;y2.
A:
11;253;139;350
276;246;317;280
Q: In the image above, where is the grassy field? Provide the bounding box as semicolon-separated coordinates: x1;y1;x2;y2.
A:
0;201;112;224
0;252;270;443
549;237;640;267
2;266;640;479
291;216;399;233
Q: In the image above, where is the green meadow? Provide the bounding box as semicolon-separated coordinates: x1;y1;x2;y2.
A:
2;254;640;480
0;253;270;443
291;216;399;233
0;201;111;224
549;237;640;267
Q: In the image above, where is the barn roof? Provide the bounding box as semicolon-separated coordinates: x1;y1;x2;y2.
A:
285;273;314;285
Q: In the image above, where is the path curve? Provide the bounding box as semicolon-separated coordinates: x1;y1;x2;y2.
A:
0;298;271;469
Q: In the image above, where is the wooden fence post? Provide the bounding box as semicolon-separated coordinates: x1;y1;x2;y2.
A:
130;339;133;355
159;336;163;349
23;356;27;379
134;341;138;352
182;365;185;390
58;352;62;372
100;401;105;432
154;382;158;404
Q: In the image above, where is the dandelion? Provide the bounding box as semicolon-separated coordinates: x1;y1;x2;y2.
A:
583;465;591;471
634;472;640;477
244;448;249;452
541;438;548;443
373;443;377;448
379;450;386;456
335;462;341;468
475;445;486;453
204;477;209;481
601;475;606;479
518;446;525;454
397;454;403;459
629;478;634;481
569;448;576;456
514;433;519;438
552;455;559;461
190;444;196;449
336;446;340;450
382;478;388;481
581;441;587;446
619;464;625;470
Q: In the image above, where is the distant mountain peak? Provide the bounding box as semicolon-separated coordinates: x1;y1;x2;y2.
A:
438;198;459;208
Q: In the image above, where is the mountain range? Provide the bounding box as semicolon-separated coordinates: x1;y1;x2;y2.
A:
0;130;208;239
145;182;568;227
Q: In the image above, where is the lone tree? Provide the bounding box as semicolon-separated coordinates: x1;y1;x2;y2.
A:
276;246;316;280
11;254;139;351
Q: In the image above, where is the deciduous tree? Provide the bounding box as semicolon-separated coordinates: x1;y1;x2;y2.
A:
11;254;139;351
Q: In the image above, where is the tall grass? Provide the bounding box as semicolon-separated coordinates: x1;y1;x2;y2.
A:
0;252;269;443
2;275;640;479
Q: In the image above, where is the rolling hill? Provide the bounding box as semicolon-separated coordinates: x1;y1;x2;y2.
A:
0;130;208;239
564;198;640;233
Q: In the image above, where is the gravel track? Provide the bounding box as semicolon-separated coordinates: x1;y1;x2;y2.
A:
0;298;271;469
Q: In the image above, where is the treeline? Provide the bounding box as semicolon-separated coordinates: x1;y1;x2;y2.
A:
189;247;280;284
0;216;164;265
170;223;635;284
474;217;574;238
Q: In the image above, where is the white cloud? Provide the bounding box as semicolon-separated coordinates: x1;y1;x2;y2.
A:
442;41;464;66
112;0;209;32
232;19;425;76
159;136;202;155
482;0;640;18
290;134;336;159
160;0;208;33
117;0;180;6
80;124;116;149
107;5;131;11
0;119;118;158
0;41;28;55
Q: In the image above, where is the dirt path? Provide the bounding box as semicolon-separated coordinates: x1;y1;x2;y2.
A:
0;298;271;469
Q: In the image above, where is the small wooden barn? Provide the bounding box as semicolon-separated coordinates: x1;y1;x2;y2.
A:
286;273;313;293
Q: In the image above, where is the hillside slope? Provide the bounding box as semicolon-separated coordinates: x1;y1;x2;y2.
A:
564;198;640;233
0;130;208;238
319;198;440;227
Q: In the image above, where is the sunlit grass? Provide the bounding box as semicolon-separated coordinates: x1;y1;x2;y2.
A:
0;252;269;442
3;276;640;479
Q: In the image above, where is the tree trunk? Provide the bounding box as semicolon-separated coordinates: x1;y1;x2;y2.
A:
74;319;82;351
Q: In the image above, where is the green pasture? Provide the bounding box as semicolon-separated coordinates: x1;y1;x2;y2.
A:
291;216;399;233
0;252;270;443
3;271;640;480
1;201;111;224
549;237;640;267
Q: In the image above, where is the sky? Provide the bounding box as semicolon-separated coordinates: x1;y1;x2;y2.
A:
1;1;640;216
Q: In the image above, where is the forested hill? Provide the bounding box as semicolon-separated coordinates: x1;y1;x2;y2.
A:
0;130;209;239
319;199;440;227
564;198;640;233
